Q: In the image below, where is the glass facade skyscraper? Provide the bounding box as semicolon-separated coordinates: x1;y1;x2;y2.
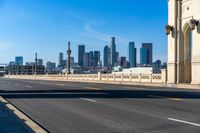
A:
78;45;85;67
128;42;137;67
103;45;109;67
140;48;148;65
94;51;100;67
142;43;153;65
110;37;117;67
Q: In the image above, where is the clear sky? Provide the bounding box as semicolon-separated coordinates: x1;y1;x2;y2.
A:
0;0;168;65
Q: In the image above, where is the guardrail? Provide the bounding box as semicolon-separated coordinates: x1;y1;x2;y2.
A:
4;69;167;84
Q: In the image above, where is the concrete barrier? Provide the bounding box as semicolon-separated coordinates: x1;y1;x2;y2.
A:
4;69;167;84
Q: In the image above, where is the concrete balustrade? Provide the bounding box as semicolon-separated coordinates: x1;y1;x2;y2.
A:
4;69;167;84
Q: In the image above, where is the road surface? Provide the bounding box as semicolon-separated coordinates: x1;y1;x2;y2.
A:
1;78;200;133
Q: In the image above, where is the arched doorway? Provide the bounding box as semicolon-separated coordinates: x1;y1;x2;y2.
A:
183;23;192;83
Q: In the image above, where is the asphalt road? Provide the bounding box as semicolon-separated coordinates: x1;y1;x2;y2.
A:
1;78;200;133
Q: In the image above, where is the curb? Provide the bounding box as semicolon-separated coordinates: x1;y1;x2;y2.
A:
0;96;48;133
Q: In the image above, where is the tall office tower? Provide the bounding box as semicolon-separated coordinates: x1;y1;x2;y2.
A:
134;48;137;66
89;51;94;67
103;45;110;67
83;52;90;67
94;51;100;67
142;43;153;64
78;45;85;67
140;47;148;65
119;56;126;67
37;59;43;66
58;52;64;67
110;37;117;66
128;42;137;67
15;56;23;66
115;52;119;65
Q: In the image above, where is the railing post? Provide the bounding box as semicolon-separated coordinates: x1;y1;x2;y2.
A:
121;74;123;82
129;73;132;82
139;74;142;83
150;73;153;83
98;72;101;81
161;69;167;83
113;74;116;82
66;73;68;80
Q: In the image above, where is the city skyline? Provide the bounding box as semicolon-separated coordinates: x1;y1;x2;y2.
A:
0;0;167;64
7;39;160;68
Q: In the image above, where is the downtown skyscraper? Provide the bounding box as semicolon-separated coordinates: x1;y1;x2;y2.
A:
78;45;85;67
128;42;137;67
140;43;153;65
110;37;117;67
103;45;110;67
94;51;100;67
142;43;153;65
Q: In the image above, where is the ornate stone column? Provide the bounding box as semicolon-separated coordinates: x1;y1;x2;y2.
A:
176;0;183;83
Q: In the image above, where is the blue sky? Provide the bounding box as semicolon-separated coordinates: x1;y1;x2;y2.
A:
0;0;168;65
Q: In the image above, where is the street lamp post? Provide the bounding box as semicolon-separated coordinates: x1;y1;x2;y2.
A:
67;41;71;74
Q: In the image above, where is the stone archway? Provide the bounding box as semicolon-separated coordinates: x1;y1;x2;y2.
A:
183;23;192;83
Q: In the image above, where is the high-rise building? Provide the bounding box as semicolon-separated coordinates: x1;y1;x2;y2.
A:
37;59;43;66
15;56;23;66
140;47;148;65
110;37;117;66
78;45;85;67
103;45;110;67
83;52;90;67
128;42;137;67
94;51;100;67
119;56;126;67
142;43;153;64
89;51;94;67
59;52;64;67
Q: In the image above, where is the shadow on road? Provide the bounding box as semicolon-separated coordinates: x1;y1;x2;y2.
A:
1;89;200;99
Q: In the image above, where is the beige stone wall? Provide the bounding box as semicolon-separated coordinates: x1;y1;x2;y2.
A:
4;70;167;84
168;0;200;84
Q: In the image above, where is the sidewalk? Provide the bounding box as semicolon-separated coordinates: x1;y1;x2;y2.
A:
0;98;34;133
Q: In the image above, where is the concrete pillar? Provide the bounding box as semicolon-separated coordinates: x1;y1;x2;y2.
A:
176;0;184;83
167;0;178;84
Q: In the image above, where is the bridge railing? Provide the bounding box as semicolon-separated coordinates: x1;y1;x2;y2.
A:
4;69;167;84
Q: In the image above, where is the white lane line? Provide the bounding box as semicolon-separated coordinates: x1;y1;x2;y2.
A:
168;118;200;127
81;98;97;103
56;84;65;86
85;86;101;90
26;86;32;88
